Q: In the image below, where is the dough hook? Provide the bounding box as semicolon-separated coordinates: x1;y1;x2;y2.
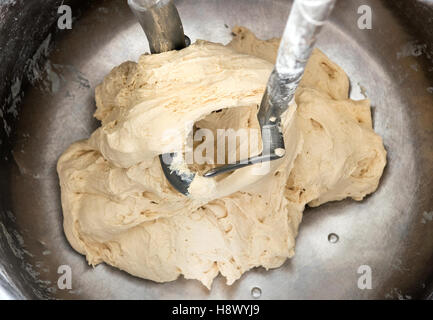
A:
128;0;337;196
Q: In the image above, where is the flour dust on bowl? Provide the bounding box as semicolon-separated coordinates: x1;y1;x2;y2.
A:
0;0;432;300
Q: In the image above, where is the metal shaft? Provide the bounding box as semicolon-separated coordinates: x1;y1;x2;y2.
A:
258;0;336;127
128;0;186;54
204;0;337;178
128;0;195;195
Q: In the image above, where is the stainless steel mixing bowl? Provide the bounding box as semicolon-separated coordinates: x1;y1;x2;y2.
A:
0;0;432;300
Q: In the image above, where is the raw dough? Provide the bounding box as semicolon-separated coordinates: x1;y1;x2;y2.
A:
57;27;387;289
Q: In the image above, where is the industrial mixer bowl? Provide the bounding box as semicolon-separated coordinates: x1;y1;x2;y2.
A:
0;0;432;299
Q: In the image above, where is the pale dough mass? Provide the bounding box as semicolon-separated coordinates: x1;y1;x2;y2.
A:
57;27;387;288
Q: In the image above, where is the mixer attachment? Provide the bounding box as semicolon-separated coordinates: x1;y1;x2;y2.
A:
128;0;337;195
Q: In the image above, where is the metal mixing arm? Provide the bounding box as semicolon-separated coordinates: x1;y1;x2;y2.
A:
128;0;337;195
128;0;187;53
204;0;337;177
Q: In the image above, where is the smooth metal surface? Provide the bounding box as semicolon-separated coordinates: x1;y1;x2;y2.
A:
0;0;432;299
